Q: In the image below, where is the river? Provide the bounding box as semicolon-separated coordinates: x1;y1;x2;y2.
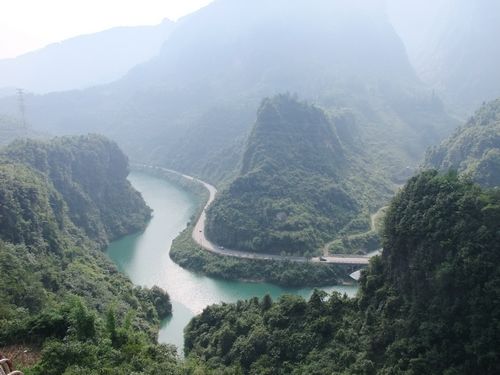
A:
106;171;358;351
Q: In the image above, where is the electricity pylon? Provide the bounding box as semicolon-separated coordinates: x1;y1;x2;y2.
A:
16;88;27;130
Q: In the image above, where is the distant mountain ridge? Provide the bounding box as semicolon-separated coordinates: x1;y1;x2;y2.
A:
0;19;174;93
388;0;500;112
0;0;455;185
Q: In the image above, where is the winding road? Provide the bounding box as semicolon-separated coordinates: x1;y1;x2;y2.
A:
139;164;379;266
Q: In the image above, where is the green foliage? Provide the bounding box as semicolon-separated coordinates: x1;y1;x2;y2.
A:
2;134;152;247
328;231;380;255
170;227;345;287
0;135;178;373
185;291;360;374
358;170;500;374
0;161;68;252
139;286;172;320
151;163;349;286
206;94;392;255
183;171;500;374
70;299;96;341
425;98;500;188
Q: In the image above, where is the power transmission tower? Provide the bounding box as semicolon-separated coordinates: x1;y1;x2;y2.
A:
16;88;27;130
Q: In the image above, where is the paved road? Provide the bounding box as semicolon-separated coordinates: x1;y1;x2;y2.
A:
139;164;379;266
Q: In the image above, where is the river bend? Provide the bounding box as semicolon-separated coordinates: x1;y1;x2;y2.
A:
106;171;358;351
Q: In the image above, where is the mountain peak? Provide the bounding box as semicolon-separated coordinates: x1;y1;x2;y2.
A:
241;94;344;176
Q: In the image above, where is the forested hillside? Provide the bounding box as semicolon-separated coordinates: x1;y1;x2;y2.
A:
206;95;392;255
0;136;178;374
185;171;500;374
1;135;152;247
425;98;500;187
0;0;454;184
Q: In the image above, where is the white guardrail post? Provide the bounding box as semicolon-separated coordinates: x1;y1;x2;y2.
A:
0;354;24;375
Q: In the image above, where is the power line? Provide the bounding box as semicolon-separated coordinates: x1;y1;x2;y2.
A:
16;88;27;130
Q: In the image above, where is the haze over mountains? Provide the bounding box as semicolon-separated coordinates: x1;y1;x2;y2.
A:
0;0;497;257
0;0;454;184
0;19;174;93
388;0;500;111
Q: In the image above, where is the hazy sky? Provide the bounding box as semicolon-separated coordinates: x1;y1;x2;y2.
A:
0;0;213;59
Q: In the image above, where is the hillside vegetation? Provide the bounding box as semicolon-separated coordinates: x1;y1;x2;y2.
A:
206;95;392;255
425;98;500;187
0;136;179;374
2;135;152;247
185;171;500;374
170;226;345;287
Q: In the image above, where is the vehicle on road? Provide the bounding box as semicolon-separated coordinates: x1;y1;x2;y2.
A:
319;256;327;262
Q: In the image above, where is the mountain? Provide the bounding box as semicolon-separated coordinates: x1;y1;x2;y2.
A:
206;95;392;255
185;171;500;374
0;135;179;374
0;0;454;184
388;0;500;111
2;134;152;246
0;19;174;93
425;98;500;187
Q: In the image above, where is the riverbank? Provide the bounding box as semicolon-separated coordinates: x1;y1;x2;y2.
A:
132;165;358;286
136;164;376;263
106;171;359;350
170;225;350;287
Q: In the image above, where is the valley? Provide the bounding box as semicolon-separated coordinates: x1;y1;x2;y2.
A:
106;171;358;351
0;0;499;373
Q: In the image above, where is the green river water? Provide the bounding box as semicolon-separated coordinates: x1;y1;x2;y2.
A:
106;171;358;351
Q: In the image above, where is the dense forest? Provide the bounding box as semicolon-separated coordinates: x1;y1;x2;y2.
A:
425;98;500;187
206;94;392;255
2;135;152;247
185;171;500;374
3;145;498;374
0;136;178;374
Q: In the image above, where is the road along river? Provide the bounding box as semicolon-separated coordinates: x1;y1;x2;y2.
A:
106;171;358;352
